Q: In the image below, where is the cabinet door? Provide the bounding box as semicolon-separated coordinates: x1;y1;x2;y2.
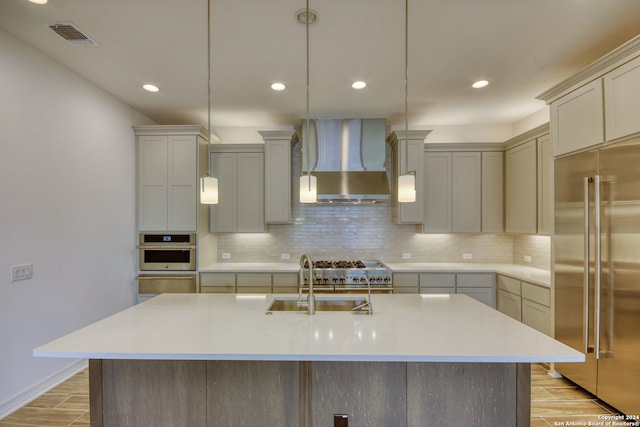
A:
456;273;495;308
505;140;537;234
210;152;237;232
498;289;522;321
482;152;504;232
138;136;168;231
273;273;298;293
393;273;419;294
168;136;197;231
551;79;604;156
522;299;551;335
457;287;495;308
200;273;236;293
452;152;481;232
537;135;553;235
237;153;265;232
264;141;291;223
236;272;271;293
396;139;424;224
423;152;452;232
604;55;640;142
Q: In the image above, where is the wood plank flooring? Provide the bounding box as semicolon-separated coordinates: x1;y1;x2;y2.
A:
0;364;620;427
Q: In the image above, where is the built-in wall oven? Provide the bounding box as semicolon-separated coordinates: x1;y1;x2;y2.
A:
138;233;195;271
137;233;197;303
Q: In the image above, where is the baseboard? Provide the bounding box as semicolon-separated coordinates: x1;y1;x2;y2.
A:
0;359;88;419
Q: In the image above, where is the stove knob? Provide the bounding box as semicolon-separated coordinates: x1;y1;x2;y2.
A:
332;277;339;283
339;277;345;284
383;277;390;283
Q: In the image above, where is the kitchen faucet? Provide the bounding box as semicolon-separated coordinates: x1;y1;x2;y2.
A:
351;276;373;315
298;254;315;315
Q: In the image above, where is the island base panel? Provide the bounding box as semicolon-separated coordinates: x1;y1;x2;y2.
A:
89;360;530;427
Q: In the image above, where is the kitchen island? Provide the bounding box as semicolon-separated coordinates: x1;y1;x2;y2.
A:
34;293;583;427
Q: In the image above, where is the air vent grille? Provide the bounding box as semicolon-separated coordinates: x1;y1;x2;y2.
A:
48;22;98;46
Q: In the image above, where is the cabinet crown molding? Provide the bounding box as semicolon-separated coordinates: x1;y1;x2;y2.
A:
386;130;432;146
503;123;550;150
133;125;216;142
537;34;640;103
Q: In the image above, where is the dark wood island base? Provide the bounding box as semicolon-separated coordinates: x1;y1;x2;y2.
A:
89;359;530;427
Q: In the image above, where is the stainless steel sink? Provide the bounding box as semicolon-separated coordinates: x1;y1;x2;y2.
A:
266;296;367;312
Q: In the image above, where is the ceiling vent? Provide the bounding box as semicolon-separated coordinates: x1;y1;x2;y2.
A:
48;22;98;46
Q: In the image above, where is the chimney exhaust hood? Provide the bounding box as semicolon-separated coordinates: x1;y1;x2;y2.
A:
301;118;391;203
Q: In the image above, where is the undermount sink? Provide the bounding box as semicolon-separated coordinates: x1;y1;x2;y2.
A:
266;296;367;312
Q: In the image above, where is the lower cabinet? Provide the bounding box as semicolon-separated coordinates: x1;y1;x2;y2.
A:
200;272;298;294
497;274;551;335
393;272;496;308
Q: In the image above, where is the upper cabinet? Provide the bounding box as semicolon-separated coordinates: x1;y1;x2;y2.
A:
135;125;208;232
422;145;503;234
259;131;296;224
538;35;640;156
604;55;640;142
210;145;265;233
504;125;552;235
550;80;604;156
387;131;430;224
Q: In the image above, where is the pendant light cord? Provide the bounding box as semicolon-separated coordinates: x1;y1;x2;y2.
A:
207;0;212;175
403;0;409;173
304;0;311;190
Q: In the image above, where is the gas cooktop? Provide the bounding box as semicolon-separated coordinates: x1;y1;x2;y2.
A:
300;259;392;289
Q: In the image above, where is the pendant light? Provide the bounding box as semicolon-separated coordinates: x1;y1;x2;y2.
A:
201;0;219;204
299;0;317;203
397;0;416;203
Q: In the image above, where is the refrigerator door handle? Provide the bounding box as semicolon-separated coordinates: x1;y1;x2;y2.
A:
594;174;602;360
583;176;591;355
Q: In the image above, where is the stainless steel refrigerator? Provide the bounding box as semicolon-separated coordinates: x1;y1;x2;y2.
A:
554;140;640;414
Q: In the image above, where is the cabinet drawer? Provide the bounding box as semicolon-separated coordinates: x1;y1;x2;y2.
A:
456;273;494;288
522;282;550;307
497;275;521;295
394;273;419;287
419;273;456;287
236;273;272;287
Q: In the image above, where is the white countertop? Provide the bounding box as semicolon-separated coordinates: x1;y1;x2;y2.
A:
34;293;581;363
199;262;551;287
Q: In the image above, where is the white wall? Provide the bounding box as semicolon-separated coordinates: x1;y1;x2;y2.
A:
0;29;153;411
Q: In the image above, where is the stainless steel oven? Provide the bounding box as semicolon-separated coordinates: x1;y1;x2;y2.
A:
138;233;195;271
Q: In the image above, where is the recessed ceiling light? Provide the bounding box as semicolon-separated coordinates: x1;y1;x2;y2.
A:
29;0;48;4
271;82;286;91
352;81;367;90
142;84;159;92
472;80;489;89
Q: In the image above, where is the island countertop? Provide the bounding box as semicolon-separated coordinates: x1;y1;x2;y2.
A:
34;293;583;364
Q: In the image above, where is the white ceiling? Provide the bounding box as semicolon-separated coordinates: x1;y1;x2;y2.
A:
2;0;640;133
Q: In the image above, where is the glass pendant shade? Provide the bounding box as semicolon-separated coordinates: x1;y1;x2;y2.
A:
201;175;219;204
299;174;317;203
398;173;416;203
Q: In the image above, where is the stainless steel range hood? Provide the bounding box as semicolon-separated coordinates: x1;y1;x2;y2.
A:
301;118;391;203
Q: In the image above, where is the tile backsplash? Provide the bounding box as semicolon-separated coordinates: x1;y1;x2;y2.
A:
215;142;550;269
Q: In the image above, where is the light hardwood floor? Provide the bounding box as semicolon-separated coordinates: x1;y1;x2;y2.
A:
0;364;620;427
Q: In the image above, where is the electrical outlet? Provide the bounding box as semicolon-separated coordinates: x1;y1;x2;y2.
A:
402;252;411;260
221;253;231;259
524;255;532;263
463;253;472;260
11;263;33;282
334;414;348;427
280;253;290;260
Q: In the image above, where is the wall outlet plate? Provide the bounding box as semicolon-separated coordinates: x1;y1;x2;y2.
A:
11;263;33;281
281;253;291;260
463;253;473;260
524;255;532;263
401;252;411;260
221;253;231;259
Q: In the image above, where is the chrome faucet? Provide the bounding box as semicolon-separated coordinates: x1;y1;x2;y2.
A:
298;254;315;315
352;276;373;315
